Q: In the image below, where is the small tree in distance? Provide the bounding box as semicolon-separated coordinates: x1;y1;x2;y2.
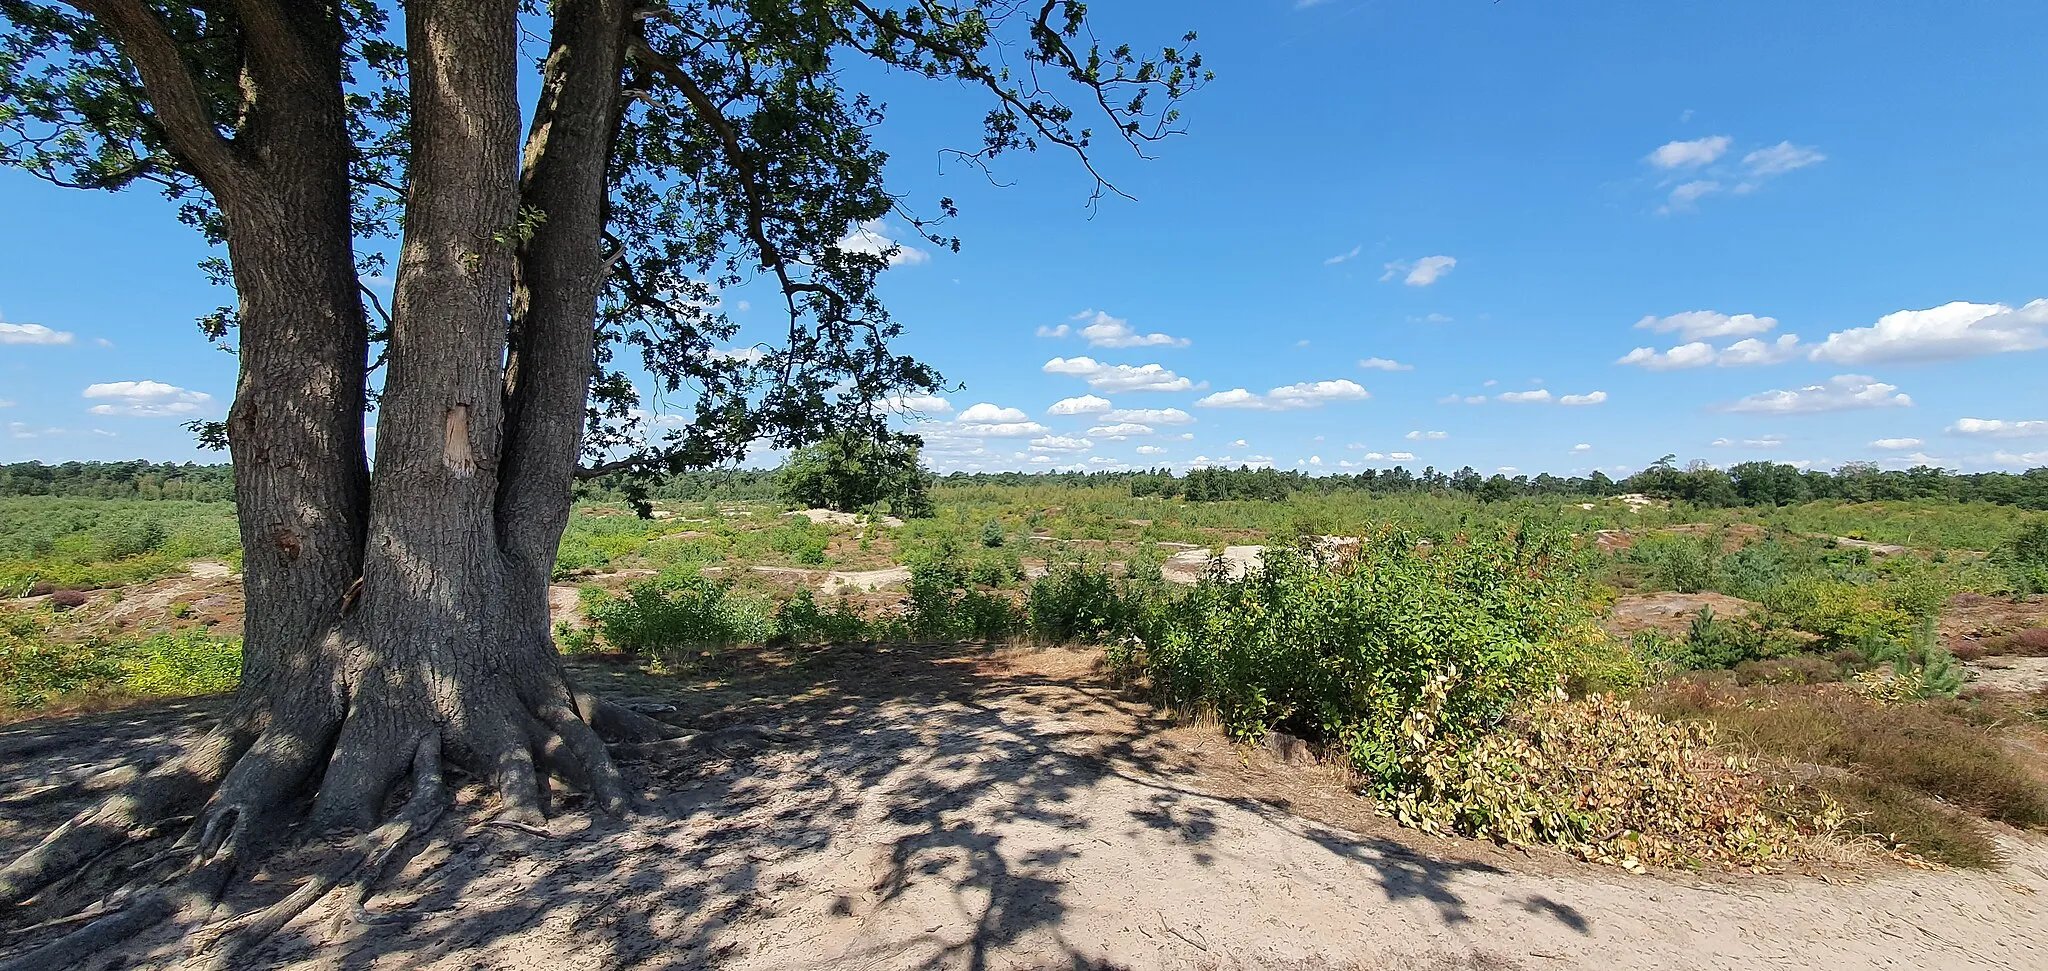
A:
779;432;933;518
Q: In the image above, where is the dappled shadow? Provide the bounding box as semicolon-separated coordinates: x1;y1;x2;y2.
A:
1;643;1587;969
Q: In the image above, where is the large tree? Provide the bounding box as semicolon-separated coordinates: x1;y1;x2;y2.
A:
0;1;1202;964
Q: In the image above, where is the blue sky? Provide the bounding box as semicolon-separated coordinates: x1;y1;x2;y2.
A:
4;0;2046;476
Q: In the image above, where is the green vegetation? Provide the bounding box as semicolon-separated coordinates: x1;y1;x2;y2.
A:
1;611;239;715
778;433;933;517
6;466;2047;869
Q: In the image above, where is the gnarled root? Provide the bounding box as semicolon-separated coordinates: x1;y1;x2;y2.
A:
188;734;445;971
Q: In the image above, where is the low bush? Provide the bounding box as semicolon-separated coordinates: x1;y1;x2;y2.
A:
903;564;1022;642
1119;527;1622;787
1645;680;2048;859
773;590;875;645
585;569;775;654
1389;689;1820;868
1026;564;1136;644
2;611;240;712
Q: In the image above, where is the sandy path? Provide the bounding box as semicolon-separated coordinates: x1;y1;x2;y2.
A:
3;649;2044;971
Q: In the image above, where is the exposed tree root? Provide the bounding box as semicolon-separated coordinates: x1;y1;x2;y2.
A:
188;734;445;971
0;685;795;971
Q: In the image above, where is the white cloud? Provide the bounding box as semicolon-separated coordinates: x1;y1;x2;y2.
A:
1135;445;1168;456
1102;407;1193;425
1301;455;1324;467
1618;342;1715;370
0;321;74;345
82;380;213;417
1380;255;1457;287
1635;311;1780;341
1721;374;1912;414
1358;357;1413;372
1029;435;1093;452
1497;466;1518;474
1988;450;2048;467
1087;422;1154;439
1069;309;1189;349
834;219;929;266
1571;443;1592;453
1712;435;1787;448
1043;356;1201;393
1406;430;1448;441
1743;141;1826;177
1232;439;1249;447
1198;379;1369;411
0;399;12;408
1948;418;2048;439
1047;394;1113;416
1323;244;1363;265
1497;389;1552;404
958;402;1029;424
1648;135;1732;169
1809;300;2048;365
1036;324;1071;338
1559;391;1609;406
1409;313;1453;325
1717;335;1805;367
1870;438;1924;450
1389;451;1415;461
1660;179;1722;213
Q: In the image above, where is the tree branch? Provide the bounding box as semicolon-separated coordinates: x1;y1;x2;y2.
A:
70;0;246;192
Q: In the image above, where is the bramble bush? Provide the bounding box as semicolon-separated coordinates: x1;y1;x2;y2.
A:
1026;563;1138;644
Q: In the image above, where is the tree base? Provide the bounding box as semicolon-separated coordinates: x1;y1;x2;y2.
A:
0;677;781;971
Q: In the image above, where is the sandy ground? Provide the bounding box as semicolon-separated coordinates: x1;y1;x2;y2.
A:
4;645;2046;971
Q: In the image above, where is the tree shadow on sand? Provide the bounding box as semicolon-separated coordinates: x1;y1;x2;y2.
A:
1;643;1590;970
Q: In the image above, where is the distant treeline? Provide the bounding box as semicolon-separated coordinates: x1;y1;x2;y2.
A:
1;461;236;500
934;459;2048;510
9;458;2048;510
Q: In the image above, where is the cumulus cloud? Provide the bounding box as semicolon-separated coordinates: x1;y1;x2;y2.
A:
1323;244;1363;265
1712;435;1787;448
1102;407;1193;425
1870;438;1924;450
1659;180;1722;214
1358;357;1413;372
953;402;1048;437
706;346;766;364
82;380;213;417
1947;418;2048;439
1559;391;1609;406
1135;445;1168;456
1066;309;1189;349
1809;300;2048;365
1648;135;1732;169
1087;422;1154;440
1047;394;1113;416
1720;374;1912;414
1497;389;1552;403
1406;430;1448;441
1389;451;1415;461
1035;324;1070;338
1043;356;1201;393
1743;141;1827;177
1029;435;1093;452
1380;255;1457;287
1571;443;1592;453
1197;379;1369;411
0;321;74;345
834;219;928;266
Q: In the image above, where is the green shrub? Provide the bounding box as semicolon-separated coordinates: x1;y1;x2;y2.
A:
1119;527;1623;788
2000;521;2048;595
773;590;873;645
903;564;1021;641
980;520;1005;548
117;629;241;697
2;611;239;711
1026;564;1134;644
1854;616;1964;699
586;569;775;653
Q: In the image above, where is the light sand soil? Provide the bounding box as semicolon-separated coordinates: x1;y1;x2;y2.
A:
1601;592;1761;640
2;647;2045;971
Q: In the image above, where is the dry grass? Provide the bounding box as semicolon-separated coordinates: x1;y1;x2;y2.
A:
1643;680;2048;865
